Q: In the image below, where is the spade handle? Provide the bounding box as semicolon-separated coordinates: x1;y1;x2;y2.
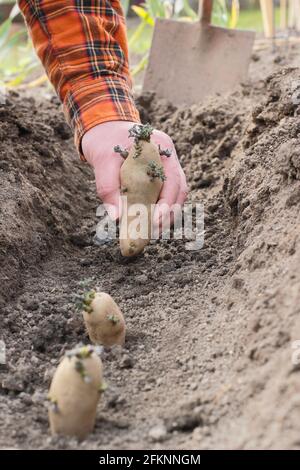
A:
199;0;213;24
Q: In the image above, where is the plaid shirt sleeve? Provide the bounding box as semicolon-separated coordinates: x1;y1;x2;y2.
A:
18;0;140;159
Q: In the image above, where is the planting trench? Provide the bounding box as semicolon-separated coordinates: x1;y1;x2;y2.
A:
0;46;300;449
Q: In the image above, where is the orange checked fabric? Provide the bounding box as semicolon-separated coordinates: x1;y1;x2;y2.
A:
18;0;140;159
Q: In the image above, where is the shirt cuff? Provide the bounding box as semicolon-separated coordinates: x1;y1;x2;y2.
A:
63;76;141;160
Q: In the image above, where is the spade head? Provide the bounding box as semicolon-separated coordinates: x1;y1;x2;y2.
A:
143;19;255;106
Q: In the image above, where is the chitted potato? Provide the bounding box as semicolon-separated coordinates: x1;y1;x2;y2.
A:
48;345;104;440
115;124;171;257
81;291;126;347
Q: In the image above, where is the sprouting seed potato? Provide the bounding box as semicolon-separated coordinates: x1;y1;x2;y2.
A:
48;345;104;440
82;291;126;347
115;124;171;257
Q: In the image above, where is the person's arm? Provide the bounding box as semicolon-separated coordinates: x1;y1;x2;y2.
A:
18;0;140;158
19;1;188;221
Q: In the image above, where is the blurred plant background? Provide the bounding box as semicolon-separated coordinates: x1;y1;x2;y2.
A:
0;1;43;88
0;0;280;89
125;0;280;79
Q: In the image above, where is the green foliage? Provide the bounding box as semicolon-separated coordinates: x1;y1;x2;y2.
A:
121;0;130;16
237;7;280;31
0;4;40;87
182;0;197;20
213;0;229;26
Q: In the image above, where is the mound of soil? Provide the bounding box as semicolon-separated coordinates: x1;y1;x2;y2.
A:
0;53;300;448
0;93;96;308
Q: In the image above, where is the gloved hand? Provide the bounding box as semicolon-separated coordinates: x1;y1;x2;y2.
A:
82;121;188;227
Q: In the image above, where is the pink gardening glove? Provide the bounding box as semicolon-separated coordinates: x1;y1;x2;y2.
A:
82;121;188;226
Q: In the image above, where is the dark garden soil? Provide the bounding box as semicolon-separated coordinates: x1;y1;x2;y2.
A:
0;42;300;449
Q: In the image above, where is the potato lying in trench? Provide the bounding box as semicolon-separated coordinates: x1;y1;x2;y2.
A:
81;291;125;347
114;124;171;257
48;345;105;440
